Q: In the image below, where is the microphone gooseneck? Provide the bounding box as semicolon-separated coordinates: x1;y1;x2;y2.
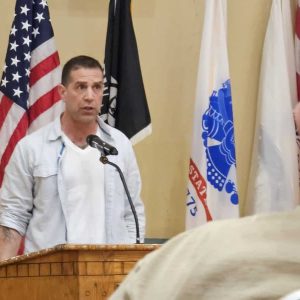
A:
86;134;141;244
100;156;141;244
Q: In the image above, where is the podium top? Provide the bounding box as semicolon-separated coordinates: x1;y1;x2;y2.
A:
0;243;160;266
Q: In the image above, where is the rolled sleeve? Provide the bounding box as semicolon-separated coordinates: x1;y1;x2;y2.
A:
0;141;33;236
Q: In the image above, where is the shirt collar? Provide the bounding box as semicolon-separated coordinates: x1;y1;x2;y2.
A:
47;115;113;142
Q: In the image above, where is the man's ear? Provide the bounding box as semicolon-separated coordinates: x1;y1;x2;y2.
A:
58;84;66;100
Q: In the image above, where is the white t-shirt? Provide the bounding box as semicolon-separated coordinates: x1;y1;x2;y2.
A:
61;132;106;244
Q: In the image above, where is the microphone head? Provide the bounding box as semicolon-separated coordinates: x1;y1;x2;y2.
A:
86;134;118;155
110;147;118;155
86;134;99;147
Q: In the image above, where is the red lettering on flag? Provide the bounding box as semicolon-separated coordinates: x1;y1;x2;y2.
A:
189;158;212;221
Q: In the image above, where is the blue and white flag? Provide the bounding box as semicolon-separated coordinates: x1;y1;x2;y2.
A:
186;0;239;229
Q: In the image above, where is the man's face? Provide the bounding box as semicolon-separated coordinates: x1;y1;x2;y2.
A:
59;67;104;124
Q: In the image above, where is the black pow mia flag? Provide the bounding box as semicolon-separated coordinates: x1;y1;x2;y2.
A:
101;0;151;143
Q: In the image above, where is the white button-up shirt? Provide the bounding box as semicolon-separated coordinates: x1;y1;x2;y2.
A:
0;117;145;253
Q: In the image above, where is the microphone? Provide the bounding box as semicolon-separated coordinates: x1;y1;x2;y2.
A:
87;134;141;243
86;134;118;156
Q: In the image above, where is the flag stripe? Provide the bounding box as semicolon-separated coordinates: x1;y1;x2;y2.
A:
28;86;60;124
0;102;25;158
296;1;300;40
0;114;28;185
28;67;61;107
296;38;300;73
30;37;58;69
0;95;14;130
29;51;60;87
297;74;300;102
28;100;64;134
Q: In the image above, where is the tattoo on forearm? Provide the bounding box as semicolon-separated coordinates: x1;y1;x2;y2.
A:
0;226;14;241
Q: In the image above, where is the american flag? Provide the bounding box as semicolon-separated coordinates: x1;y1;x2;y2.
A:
0;0;63;186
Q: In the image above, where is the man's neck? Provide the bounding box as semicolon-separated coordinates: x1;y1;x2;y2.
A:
61;114;98;148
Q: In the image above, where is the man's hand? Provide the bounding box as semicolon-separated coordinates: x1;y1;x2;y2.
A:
0;226;22;261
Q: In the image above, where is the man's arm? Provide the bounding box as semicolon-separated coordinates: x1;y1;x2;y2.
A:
0;139;33;261
0;226;22;261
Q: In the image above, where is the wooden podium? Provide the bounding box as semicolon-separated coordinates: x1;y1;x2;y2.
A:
0;244;159;300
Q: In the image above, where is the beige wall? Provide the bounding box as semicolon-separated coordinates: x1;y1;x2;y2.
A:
0;0;292;239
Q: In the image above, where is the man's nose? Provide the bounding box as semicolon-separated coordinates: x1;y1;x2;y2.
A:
84;87;95;100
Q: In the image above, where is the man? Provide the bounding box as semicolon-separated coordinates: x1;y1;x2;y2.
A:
110;208;300;300
0;55;145;260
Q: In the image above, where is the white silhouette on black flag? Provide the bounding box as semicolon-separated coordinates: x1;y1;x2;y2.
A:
101;0;151;144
